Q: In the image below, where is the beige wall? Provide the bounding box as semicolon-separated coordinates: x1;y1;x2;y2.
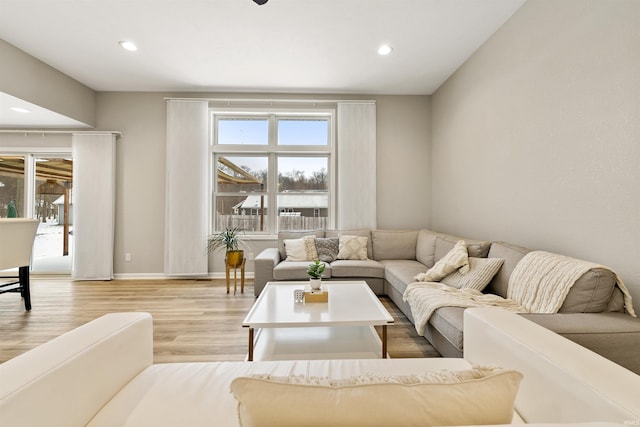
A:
95;92;431;276
0;40;96;127
431;0;640;311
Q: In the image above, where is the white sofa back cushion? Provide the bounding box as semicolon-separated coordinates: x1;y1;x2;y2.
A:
0;312;153;427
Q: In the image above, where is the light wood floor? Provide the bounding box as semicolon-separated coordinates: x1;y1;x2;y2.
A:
0;278;440;364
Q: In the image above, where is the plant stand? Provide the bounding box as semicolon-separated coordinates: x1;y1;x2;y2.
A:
226;257;246;295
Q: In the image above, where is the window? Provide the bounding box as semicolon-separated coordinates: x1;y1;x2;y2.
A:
0;156;25;218
211;110;334;234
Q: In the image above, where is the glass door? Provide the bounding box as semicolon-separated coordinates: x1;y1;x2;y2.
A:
32;157;73;273
0;154;73;274
0;156;25;218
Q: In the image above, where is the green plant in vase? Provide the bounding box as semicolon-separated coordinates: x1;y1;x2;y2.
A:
207;226;245;267
306;260;325;290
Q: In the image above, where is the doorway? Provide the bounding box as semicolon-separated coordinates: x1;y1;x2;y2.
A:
0;154;73;274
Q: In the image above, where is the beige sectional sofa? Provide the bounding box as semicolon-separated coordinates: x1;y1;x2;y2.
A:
254;228;640;374
1;310;639;426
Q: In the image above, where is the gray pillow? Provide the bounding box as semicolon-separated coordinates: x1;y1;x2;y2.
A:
315;237;339;263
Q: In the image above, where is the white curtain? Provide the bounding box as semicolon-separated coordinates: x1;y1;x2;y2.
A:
71;132;117;280
337;101;377;229
164;100;209;276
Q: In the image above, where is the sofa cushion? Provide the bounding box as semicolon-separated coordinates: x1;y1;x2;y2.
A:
337;235;369;260
486;241;531;297
429;306;466;353
381;260;428;295
521;312;640;375
326;229;373;259
415;229;439;267
371;229;419;261
89;359;473;427
330;259;385;279
274;260;331;281
278;230;325;260
489;242;619;313
558;268;617;313
606;287;625;313
230;368;522;427
283;236;318;261
415;240;469;282
435;234;491;260
315;237;339;263
441;257;504;292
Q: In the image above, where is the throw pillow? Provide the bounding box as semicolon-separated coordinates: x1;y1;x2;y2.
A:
230;366;522;427
441;257;505;291
315;237;339;263
337;235;368;260
414;240;469;282
283;236;318;262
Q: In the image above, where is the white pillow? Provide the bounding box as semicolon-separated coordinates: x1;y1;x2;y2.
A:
230;366;522;427
283;236;318;261
441;257;505;291
337;235;368;260
414;240;469;282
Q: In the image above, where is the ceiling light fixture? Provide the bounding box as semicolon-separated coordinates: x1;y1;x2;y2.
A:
253;0;268;4
119;40;138;52
378;44;393;56
10;106;30;113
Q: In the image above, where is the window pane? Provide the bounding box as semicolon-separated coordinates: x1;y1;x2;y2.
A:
277;193;328;231
33;157;73;260
277;118;329;146
278;157;328;192
217;156;267;192
215;195;268;232
217;118;268;145
0;156;25;218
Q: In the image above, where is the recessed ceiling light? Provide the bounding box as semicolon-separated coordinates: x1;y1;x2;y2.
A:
10;106;30;113
119;40;138;52
378;44;393;56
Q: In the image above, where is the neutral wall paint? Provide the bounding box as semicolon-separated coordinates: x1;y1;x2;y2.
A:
376;96;431;229
95;93;430;276
0;40;96;127
431;0;640;311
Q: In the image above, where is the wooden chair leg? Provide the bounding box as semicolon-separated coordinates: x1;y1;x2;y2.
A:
241;258;246;294
19;265;31;311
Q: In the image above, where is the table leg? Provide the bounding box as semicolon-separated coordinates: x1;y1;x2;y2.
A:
382;325;388;358
241;258;246;293
225;262;230;294
248;328;254;361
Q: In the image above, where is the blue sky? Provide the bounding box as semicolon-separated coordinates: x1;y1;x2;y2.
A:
217;118;329;178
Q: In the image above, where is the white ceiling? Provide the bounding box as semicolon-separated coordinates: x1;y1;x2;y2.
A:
0;0;525;126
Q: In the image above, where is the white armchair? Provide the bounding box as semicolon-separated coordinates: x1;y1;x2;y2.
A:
0;218;39;310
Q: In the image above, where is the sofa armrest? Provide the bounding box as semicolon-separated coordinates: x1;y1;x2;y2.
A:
0;312;153;427
254;247;281;296
464;308;640;424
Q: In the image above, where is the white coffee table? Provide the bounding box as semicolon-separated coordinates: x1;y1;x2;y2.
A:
242;281;394;361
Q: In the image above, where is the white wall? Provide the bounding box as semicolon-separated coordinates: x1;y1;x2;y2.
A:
431;0;640;311
95;93;431;276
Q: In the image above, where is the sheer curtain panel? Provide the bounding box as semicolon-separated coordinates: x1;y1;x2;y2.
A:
337;101;377;229
164;100;209;276
71;133;117;280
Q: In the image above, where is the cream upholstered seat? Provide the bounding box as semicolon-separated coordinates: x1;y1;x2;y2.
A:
0;218;39;310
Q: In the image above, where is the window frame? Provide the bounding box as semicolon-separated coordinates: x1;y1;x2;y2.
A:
210;107;336;237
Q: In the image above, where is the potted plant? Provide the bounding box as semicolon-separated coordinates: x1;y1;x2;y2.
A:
306;259;325;290
207;226;245;267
